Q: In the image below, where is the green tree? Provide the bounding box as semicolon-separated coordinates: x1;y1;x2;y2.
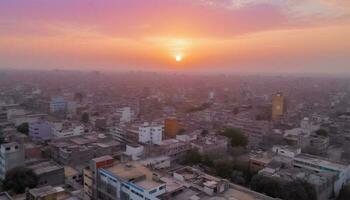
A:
282;179;317;200
17;122;29;135
81;112;89;123
3;167;38;194
250;174;284;198
182;150;202;165
316;129;328;137
220;128;248;147
214;160;233;179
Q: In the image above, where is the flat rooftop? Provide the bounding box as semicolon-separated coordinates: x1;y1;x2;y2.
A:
295;154;348;171
104;162;165;190
28;161;63;175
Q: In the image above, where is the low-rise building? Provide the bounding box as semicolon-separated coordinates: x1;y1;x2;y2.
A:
27;160;65;187
96;162;167;200
138;122;164;145
0;142;25;180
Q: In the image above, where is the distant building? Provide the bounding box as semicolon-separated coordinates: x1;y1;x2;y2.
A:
138;122;163;145
164;118;180;138
191;135;229;157
149;139;191;163
29;121;54;140
116;107;134;123
50;96;67;113
0;142;25;180
271;93;285;120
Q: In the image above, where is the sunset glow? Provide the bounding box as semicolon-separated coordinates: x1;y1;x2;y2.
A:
0;0;350;74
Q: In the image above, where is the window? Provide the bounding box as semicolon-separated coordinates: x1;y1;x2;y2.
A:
149;189;157;194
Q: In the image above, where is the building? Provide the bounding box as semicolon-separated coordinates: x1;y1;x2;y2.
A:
259;167;335;200
52;123;84;138
27;160;65;187
227;118;270;147
49;134;123;166
83;155;114;200
124;145;144;161
96;162;166;200
0;142;25;180
26;185;70;200
29;121;54;140
116;107;134;123
164;118;180;138
50;96;67;113
191;135;229;157
293;153;350;195
138;122;163;145
271;92;285;120
149;139;191;163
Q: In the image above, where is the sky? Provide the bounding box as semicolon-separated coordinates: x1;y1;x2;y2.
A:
0;0;350;74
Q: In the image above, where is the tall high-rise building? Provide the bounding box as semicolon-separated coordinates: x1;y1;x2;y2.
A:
271;92;285;120
164;118;180;138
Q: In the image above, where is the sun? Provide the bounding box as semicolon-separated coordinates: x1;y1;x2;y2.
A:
175;55;183;62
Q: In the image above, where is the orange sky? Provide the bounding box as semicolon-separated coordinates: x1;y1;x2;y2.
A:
0;0;350;74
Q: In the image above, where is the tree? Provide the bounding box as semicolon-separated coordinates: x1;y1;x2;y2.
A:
17;122;29;135
214;160;233;179
220;128;248;147
3;167;38;194
316;129;328;137
250;174;284;198
282;179;317;200
81;112;89;123
182;150;202;165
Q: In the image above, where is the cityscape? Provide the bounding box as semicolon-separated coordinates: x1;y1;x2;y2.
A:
1;1;350;200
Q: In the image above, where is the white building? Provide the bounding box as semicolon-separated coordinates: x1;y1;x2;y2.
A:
138;122;163;145
50;96;67;113
116;107;134;123
0;142;25;180
124;145;144;161
272;145;301;158
97;162;166;200
52;123;84;138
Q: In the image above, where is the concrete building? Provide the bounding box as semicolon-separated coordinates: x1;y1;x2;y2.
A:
49;134;123;166
52;123;84;138
227;118;270;147
259;167;335;200
50;96;67;113
293;153;350;196
96;162;166;200
0;142;25;180
149;139;191;163
138;122;163;145
83;155;114;200
29;121;54;140
124;145;144;161
26;185;70;200
116;107;134;123
164;118;180;138
27;160;65;187
271;92;285;120
191;135;229;157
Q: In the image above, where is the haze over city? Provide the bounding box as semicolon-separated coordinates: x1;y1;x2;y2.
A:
1;0;350;74
2;1;350;200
